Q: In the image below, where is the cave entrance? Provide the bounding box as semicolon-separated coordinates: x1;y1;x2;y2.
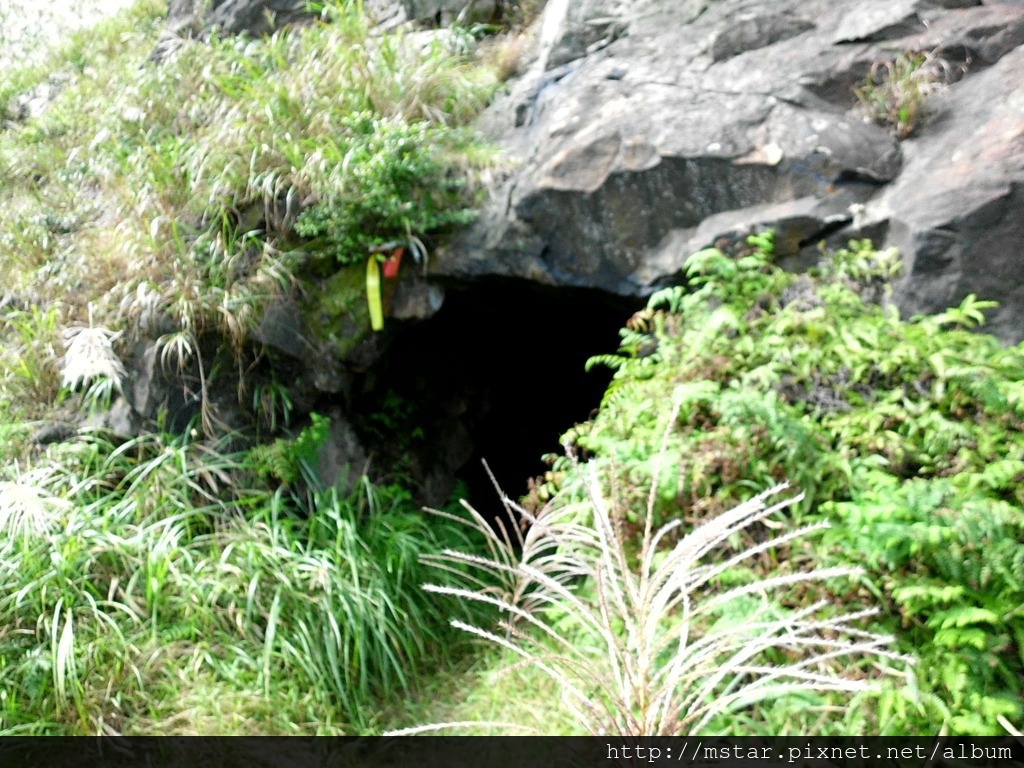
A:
351;278;640;518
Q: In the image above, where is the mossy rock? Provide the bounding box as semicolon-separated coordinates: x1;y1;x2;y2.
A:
300;262;376;363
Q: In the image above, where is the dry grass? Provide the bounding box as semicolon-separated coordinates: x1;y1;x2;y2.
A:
391;411;911;736
855;50;952;139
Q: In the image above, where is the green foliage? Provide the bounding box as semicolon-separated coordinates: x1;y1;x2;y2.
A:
292;114;479;265
0;305;64;412
823;477;1024;733
576;233;1024;734
222;479;492;730
0;429;493;734
252;377;294;434
245;412;332;487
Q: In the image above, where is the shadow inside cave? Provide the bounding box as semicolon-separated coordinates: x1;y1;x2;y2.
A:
348;278;640;526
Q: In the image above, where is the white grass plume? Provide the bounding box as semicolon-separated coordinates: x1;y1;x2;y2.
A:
0;475;71;538
61;324;126;395
396;409;910;736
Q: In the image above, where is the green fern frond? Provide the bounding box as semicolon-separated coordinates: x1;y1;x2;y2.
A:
585;353;627;373
648;285;688;313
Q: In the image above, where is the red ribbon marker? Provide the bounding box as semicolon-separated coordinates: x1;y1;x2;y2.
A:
382;246;404;279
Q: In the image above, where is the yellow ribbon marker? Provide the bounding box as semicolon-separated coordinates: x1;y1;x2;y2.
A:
366;255;384;331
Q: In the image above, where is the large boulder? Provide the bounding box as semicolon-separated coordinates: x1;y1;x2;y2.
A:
433;0;1024;343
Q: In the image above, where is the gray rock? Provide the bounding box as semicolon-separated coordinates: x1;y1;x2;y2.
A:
316;413;369;494
709;12;815;62
544;0;630;69
899;4;1024;71
209;0;309;35
82;397;141;439
130;340;191;424
161;0;312;42
390;277;446;320
431;0;1024;342
831;0;923;44
864;45;1024;342
399;0;500;26
251;298;308;359
929;0;979;7
31;422;78;445
126;338;244;433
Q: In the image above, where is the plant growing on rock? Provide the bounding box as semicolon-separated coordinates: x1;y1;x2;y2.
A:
855;50;950;139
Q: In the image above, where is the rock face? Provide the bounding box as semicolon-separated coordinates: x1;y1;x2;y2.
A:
164;0;311;36
435;0;1024;343
397;0;502;25
160;0;508;38
116;0;1024;503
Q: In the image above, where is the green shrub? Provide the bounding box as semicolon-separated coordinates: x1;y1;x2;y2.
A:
824;476;1024;733
576;234;1024;734
292;114;479;266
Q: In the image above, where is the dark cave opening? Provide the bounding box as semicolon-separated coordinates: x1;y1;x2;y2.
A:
350;278;640;520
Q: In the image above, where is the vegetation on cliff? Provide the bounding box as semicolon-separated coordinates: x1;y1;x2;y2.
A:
0;0;505;735
1;0;1023;740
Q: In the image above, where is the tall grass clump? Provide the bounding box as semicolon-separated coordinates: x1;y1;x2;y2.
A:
210;479;495;731
0;425;493;734
1;0;502;433
390;432;907;736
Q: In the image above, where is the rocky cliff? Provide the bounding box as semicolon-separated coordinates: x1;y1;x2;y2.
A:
38;0;1022;505
112;0;1024;503
432;0;1024;342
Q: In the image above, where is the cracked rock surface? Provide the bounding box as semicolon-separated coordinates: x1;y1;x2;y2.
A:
434;0;1024;343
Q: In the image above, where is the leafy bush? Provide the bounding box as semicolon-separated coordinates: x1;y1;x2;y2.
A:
291;114;479;265
824;476;1024;733
575;234;1024;734
246;411;332;486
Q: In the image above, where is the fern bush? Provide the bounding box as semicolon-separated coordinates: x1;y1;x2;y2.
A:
824;476;1024;733
574;234;1024;734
